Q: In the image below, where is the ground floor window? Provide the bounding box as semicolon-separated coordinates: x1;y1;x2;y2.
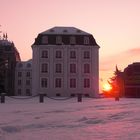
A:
17;89;22;95
26;89;31;96
56;93;61;97
84;94;90;97
71;94;76;97
41;78;48;88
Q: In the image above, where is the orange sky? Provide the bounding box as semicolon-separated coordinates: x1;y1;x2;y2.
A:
0;0;140;92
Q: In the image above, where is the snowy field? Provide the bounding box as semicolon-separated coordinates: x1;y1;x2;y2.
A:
0;97;140;140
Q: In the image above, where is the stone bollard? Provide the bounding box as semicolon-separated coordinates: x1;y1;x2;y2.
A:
39;94;44;103
77;94;82;102
1;93;6;103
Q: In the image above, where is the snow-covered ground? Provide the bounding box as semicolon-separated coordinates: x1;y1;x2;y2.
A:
0;97;140;140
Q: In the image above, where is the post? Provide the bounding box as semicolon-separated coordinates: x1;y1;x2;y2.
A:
77;93;82;102
114;91;120;101
115;96;119;101
39;94;44;103
1;93;5;103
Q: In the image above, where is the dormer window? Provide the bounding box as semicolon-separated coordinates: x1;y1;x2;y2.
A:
77;29;81;33
63;29;68;33
56;36;62;44
18;63;23;68
70;36;76;45
50;29;54;32
84;36;89;45
42;36;48;44
27;63;31;68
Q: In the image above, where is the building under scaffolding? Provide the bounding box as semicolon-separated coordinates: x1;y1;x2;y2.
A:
0;34;21;96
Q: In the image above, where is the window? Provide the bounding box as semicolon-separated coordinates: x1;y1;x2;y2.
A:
18;72;22;77
26;80;30;86
41;50;48;58
70;36;76;44
56;36;62;44
56;93;61;96
26;72;30;77
84;64;90;73
18;80;22;86
84;51;90;59
42;36;48;44
50;29;54;32
41;78;48;88
55;64;62;73
27;63;31;68
5;46;11;51
18;63;23;68
70;51;76;59
63;29;68;33
55;78;62;88
84;79;90;88
41;63;48;73
70;64;76;73
17;89;21;95
85;94;90;97
84;36;89;44
70;78;76;88
71;94;76;97
56;50;62;58
26;89;31;96
77;29;81;33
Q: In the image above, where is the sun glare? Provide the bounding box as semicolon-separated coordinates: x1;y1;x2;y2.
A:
103;83;112;91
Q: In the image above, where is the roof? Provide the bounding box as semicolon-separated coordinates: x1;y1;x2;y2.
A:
40;26;91;35
16;59;32;69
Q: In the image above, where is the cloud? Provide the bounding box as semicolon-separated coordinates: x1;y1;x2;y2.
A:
100;47;140;72
126;48;140;55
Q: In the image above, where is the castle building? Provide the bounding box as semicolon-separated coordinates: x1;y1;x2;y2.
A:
32;27;100;97
0;36;21;95
15;60;32;96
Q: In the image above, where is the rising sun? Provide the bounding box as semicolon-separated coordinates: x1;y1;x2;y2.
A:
103;83;112;91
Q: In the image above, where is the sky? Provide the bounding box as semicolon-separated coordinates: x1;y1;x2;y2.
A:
0;0;140;90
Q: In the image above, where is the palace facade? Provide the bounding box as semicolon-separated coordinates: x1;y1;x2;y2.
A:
32;27;100;97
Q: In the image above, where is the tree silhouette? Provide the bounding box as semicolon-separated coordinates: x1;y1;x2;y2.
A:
108;65;124;97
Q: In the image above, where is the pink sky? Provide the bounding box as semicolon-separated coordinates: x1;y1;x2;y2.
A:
0;0;140;90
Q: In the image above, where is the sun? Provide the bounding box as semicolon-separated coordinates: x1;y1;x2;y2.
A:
103;83;112;92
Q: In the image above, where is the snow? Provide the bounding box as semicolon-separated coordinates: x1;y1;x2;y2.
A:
0;97;140;140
